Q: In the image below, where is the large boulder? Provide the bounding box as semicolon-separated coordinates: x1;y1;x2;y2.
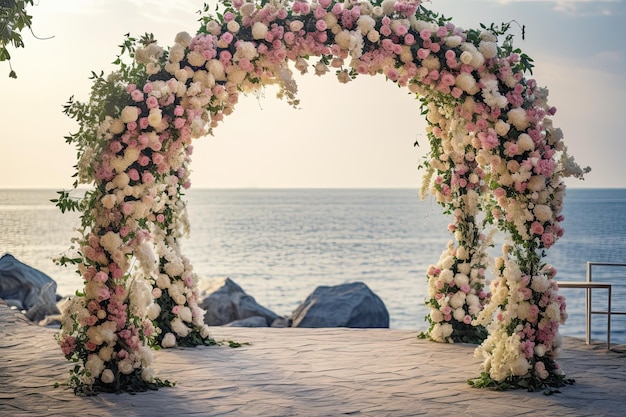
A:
0;253;60;322
291;282;389;328
199;277;281;327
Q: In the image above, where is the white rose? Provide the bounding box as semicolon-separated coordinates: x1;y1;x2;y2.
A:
357;15;375;35
207;59;226;81
430;309;444;323
445;35;462;48
174;31;192;48
534;204;553;222
101;369;115;384
120;106;139;123
511;357;530;376
240;3;255;16
530;274;550;293
200;324;212;339
161;332;177;348
534;344;547;357
290;20;304;32
252;22;268;40
455;72;479;95
148;108;162;128
334;30;351;50
367;30;380;43
205;20;221;35
109;118;125;134
439;269;454;284
118;358;135;374
141;367;155;382
86;354;105;378
187;50;206;67
147;303;161;320
507;107;530;131
449;292;466;309
454;273;470;288
169;44;185;63
527;175;546;192
171;317;191;337
453;307;466;321
478;41;497;59
460;50;473;65
227;20;240;33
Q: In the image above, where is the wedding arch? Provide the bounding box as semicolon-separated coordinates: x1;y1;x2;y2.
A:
55;0;589;395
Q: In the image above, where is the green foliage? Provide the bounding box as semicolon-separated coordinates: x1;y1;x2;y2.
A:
0;0;52;78
468;370;575;395
465;20;535;75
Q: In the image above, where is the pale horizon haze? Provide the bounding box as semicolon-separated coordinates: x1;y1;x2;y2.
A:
1;0;624;190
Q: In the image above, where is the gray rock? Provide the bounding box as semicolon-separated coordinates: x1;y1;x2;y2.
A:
224;316;269;327
199;277;280;326
0;254;60;322
291;282;389;328
270;317;291;328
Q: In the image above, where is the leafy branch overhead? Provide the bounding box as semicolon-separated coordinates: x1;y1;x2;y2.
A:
0;0;52;78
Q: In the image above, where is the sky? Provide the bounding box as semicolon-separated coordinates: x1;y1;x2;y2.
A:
1;0;624;189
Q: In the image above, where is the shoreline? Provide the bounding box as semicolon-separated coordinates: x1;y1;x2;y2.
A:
1;302;625;416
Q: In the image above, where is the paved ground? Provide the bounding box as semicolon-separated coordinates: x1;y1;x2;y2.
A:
1;302;625;416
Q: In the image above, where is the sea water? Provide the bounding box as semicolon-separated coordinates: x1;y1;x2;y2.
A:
1;188;624;343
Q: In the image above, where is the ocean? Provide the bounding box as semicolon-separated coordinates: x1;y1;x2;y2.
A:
1;188;625;344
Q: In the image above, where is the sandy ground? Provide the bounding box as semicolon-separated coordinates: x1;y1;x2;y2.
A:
1;302;625;417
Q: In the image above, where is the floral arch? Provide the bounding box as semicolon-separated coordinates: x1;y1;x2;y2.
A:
55;0;589;395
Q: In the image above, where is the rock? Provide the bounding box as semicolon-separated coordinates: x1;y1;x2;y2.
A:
270;317;291;328
0;254;60;322
199;277;280;326
224;316;269;327
39;314;63;327
291;282;389;328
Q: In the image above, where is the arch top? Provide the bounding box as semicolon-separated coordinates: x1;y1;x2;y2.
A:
56;0;589;395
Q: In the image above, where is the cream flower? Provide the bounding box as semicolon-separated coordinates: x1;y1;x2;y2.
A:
174;31;192;48
120;106;139;123
357;15;376;35
252;22;268;40
227;20;240;33
534;204;553;222
507;108;530;131
101;369;115;384
161;332;177;348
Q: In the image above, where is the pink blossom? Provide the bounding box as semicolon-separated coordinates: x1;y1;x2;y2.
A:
541;233;555;248
417;48;430;59
145;96;159;109
131;89;144;102
142;172;155;184
530;221;544;235
139;117;149;130
60;336;76;357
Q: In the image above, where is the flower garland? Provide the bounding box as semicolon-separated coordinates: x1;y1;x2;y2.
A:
55;0;589;395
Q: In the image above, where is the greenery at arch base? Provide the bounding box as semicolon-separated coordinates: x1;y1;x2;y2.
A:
54;0;589;395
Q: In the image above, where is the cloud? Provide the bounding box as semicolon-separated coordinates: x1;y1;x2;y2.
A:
489;0;620;16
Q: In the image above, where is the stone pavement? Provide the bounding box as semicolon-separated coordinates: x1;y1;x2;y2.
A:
1;302;625;416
